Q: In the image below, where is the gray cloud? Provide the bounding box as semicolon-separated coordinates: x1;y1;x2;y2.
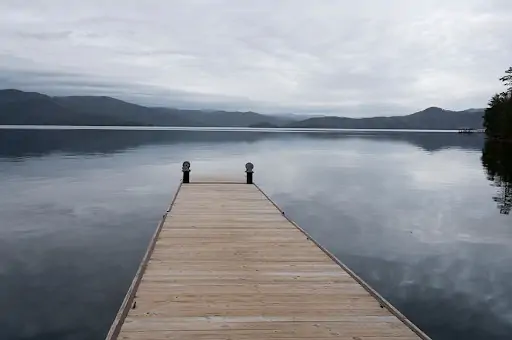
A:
0;0;510;116
16;31;72;41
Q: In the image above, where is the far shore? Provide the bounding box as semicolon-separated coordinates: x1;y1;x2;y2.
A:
0;125;485;133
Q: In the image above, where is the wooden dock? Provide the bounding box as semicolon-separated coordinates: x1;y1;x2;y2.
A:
106;166;431;340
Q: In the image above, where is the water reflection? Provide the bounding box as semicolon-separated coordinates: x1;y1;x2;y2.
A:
481;140;512;215
0;129;483;158
0;128;510;340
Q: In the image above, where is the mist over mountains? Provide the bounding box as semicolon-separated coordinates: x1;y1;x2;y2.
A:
0;89;484;129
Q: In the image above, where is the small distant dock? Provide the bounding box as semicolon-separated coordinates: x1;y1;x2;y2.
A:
458;127;476;133
106;162;431;340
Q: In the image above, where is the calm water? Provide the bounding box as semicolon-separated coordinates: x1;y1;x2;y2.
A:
0;128;511;340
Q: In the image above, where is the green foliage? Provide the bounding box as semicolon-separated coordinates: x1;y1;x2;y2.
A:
484;67;512;139
499;67;512;93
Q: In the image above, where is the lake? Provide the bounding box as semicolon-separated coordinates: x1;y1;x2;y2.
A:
0;128;511;340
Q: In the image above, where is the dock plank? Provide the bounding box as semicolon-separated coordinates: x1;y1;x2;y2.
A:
106;182;430;340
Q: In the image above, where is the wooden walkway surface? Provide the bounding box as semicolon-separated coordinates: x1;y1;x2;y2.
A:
106;181;430;340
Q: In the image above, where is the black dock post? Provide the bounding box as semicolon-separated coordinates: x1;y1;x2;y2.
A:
245;162;254;184
182;161;190;183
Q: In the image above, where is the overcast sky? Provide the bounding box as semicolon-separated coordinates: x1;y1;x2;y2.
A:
0;0;510;116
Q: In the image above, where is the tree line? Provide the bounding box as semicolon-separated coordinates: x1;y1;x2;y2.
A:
484;67;512;139
482;67;512;214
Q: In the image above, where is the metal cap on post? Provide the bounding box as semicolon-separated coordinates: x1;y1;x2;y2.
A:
245;162;254;184
182;161;191;183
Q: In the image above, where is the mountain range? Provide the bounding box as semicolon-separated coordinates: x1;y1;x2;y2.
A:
0;89;484;129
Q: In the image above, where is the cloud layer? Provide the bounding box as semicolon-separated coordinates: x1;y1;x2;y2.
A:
0;0;510;116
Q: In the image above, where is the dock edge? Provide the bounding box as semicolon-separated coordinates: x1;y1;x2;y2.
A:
104;181;183;340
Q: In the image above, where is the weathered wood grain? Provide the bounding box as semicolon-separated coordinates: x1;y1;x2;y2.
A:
106;182;430;340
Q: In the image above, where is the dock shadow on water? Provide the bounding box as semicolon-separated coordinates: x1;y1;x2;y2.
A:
0;128;510;340
481;140;512;215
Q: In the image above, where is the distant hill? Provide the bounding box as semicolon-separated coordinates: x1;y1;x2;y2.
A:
0;89;48;104
0;89;290;127
0;89;484;129
248;122;279;128
53;96;201;126
152;107;288;127
0;90;132;126
287;107;484;130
